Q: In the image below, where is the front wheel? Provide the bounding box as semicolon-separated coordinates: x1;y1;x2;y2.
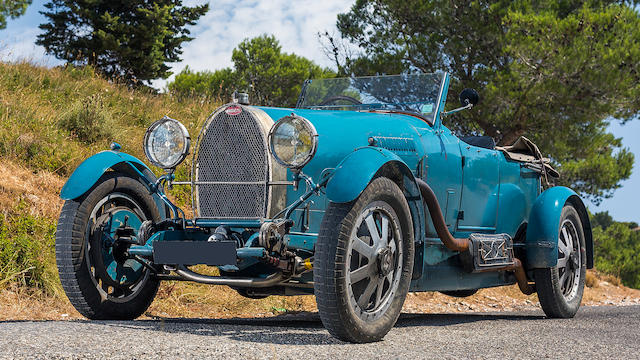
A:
534;204;586;318
314;177;414;343
56;172;161;320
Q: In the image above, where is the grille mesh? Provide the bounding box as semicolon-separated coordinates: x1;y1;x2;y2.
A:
194;107;269;218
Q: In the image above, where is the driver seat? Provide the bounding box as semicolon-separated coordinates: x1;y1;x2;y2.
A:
461;136;495;150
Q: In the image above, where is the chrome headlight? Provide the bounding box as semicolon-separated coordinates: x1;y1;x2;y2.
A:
143;116;190;169
268;114;318;169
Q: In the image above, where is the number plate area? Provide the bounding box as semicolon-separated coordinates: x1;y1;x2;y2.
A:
465;233;515;272
153;241;237;266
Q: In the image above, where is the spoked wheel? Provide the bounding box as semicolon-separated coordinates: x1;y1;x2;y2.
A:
314;177;414;343
556;219;582;299
87;193;148;300
535;204;586;318
346;204;403;321
56;172;161;320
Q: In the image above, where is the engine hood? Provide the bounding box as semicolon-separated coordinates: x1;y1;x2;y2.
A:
257;106;429;181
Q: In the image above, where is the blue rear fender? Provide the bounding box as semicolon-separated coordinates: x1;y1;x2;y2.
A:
525;186;593;269
60;151;168;218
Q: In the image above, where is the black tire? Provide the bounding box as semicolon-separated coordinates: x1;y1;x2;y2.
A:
534;204;586;318
56;171;161;320
440;289;478;298
314;177;414;343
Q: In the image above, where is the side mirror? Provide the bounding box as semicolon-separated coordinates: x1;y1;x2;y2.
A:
459;88;480;107
441;88;480;117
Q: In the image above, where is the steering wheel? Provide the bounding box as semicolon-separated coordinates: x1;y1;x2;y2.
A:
319;95;362;106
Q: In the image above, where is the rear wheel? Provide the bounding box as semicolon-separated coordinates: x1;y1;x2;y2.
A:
56;172;161;320
535;204;586;318
314;177;414;343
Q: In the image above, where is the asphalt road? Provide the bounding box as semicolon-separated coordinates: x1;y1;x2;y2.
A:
0;306;638;359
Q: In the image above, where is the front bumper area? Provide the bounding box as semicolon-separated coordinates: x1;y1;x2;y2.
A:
153;240;237;266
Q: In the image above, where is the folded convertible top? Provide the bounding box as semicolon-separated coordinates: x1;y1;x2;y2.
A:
496;136;560;179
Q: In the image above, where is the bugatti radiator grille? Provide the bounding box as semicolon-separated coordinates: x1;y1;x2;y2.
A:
193;105;284;219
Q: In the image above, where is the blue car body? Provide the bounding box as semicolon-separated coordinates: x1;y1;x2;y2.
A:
60;72;593;294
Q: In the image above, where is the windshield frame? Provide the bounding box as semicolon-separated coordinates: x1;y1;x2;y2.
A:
295;73;449;125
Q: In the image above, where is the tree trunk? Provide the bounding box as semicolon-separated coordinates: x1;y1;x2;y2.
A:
498;129;526;146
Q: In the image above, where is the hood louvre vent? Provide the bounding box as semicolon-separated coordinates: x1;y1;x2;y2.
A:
371;136;417;153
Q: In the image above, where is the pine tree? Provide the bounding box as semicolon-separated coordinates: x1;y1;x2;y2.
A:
169;35;334;107
36;0;208;85
328;0;640;203
0;0;31;29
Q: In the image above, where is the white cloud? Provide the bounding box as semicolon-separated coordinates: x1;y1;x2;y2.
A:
152;0;353;89
0;0;353;89
0;27;60;66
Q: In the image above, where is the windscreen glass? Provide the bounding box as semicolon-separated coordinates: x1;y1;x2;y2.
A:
298;73;445;123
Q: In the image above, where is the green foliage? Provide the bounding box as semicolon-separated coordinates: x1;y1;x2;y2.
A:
36;0;209;85
58;95;116;144
0;61;218;178
0;201;57;292
0;0;31;29
329;0;639;204
592;211;614;230
169;66;236;101
592;215;640;289
169;35;335;107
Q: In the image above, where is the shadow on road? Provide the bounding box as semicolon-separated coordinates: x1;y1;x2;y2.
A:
0;311;545;346
141;310;545;328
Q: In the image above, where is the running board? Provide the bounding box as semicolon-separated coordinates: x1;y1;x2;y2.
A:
461;233;515;273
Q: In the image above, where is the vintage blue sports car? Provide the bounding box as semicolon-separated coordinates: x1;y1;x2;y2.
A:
56;73;592;343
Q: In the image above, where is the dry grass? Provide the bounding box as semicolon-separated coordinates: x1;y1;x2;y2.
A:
0;161;65;220
0;61;216;179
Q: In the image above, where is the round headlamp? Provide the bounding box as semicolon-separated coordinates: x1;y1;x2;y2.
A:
143;116;190;169
268;114;318;169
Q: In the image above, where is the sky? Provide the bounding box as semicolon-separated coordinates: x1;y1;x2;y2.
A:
0;1;638;223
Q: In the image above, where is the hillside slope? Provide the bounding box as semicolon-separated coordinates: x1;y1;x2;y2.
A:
0;61;638;321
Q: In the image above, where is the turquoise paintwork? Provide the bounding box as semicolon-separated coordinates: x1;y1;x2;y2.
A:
525;186;594;268
61;72;594;293
101;207;144;285
60;150;153;200
326;146;412;203
259;105;427;236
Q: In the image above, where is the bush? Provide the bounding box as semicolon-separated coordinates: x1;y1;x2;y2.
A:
58;95;116;144
168;35;335;107
0;202;57;292
593;219;640;289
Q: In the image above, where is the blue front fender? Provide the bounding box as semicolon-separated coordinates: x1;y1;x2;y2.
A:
525;186;593;269
326;146;426;279
326;147;413;203
60;151;155;200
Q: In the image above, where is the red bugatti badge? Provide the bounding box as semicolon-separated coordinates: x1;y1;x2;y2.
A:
225;105;242;116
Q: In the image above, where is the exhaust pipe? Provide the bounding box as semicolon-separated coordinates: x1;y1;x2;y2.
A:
416;179;470;252
415;178;535;295
175;266;286;287
505;258;536;295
